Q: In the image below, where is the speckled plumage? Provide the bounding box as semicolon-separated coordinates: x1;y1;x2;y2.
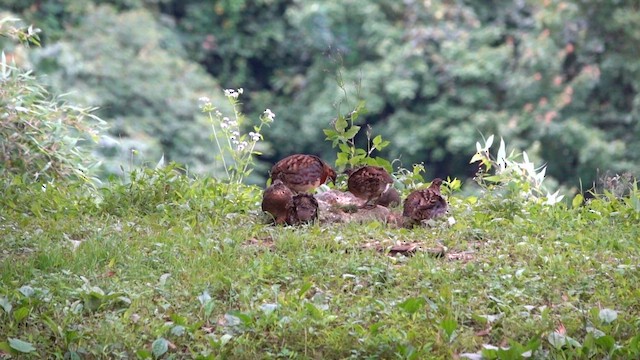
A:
261;179;294;224
403;178;448;226
286;193;319;225
346;166;394;207
376;187;401;208
270;154;336;193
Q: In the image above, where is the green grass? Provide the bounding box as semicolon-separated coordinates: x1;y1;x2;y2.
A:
1;169;640;359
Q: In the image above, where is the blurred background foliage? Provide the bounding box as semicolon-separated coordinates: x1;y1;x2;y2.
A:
2;0;639;188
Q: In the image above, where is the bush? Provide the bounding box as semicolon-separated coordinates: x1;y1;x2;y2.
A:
0;17;106;183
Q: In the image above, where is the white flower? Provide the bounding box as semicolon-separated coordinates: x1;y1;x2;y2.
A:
231;131;240;137
224;88;240;98
263;108;275;122
198;96;212;111
237;141;248;152
249;131;261;141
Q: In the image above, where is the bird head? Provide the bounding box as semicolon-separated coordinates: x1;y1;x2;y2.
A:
325;166;337;184
429;178;444;193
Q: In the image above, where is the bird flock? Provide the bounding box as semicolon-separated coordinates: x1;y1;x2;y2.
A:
262;154;448;227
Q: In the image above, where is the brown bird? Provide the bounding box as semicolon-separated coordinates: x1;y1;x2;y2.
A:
270;154;337;193
376;187;401;208
346;166;394;208
261;179;294;225
403;178;448;227
286;193;319;225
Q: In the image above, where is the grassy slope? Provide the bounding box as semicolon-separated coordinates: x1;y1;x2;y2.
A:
1;172;639;359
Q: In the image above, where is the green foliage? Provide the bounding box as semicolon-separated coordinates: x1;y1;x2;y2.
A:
30;5;226;177
323;99;392;172
2;167;640;357
201;88;274;184
0;17;106;183
8;0;640;187
472;135;564;205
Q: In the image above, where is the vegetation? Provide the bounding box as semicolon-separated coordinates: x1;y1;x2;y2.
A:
0;18;105;183
1;162;640;358
1;3;640;359
3;0;639;188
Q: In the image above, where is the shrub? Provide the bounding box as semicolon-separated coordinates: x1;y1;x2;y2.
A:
0;17;106;183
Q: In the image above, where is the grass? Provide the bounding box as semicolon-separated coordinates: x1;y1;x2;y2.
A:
1;168;640;359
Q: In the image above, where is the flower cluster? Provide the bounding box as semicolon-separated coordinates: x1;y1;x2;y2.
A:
201;88;274;183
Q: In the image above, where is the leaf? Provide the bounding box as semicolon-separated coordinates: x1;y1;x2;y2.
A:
197;290;211;305
373;135;382;146
259;303;278;314
572;194;584;209
170;325;185;336
298;282;313;298
398;297;426;315
598;308;617;324
8;338;36;353
151;337;169;358
595;335;616;350
440;317;458;340
0;297;12;313
13;306;29;322
228;311;253;327
158;273;171;287
18;285;35;297
204;299;215;318
343;125;361;140
65;350;82;360
338;143;351;154
304;302;323;319
136;349;152;359
335;116;348;132
547;332;566;349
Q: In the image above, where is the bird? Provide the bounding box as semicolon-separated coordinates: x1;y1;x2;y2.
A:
270;154;336;193
403;178;448;227
261;179;294;225
346;166;394;208
376;187;401;208
286;193;319;225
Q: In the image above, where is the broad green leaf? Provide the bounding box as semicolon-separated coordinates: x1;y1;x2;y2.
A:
595;335;615;351
335;116;348;132
338;143;351;154
572;193;584;209
343;125;361;139
398;297;426;315
151;337;169;358
440;317;457;340
13;306;29;322
8;338;36;353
